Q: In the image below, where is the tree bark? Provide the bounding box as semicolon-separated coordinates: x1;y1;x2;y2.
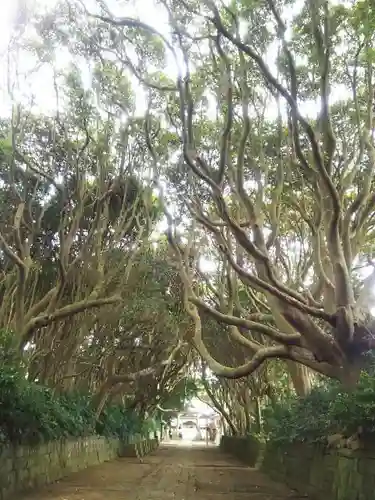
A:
285;361;312;396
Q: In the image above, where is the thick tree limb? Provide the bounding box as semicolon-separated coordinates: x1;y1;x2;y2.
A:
21;296;121;344
190;295;302;346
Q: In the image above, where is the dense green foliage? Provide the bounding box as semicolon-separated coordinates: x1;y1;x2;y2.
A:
0;368;153;446
0;331;152;446
263;367;375;444
159;378;199;412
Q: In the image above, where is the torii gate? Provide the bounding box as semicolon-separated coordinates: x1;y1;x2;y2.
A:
174;410;220;441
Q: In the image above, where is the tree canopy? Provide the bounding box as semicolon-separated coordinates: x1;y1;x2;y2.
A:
1;0;375;408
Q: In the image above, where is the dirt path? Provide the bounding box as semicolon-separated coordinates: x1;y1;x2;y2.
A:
17;442;306;499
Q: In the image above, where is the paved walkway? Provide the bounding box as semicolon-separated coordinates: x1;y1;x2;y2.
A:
17;442;306;499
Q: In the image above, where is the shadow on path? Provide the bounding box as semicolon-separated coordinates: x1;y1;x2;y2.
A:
16;442;308;499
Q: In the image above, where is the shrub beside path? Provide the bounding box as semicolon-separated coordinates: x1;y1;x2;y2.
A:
16;442;307;499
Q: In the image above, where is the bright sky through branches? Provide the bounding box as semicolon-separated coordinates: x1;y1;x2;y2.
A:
0;0;351;120
0;0;170;116
1;0;373;296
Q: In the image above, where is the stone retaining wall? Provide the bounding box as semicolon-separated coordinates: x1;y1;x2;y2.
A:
262;442;375;500
220;435;264;467
0;436;158;500
220;435;375;500
120;438;159;457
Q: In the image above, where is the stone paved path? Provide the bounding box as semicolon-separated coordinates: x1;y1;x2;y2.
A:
16;442;307;499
